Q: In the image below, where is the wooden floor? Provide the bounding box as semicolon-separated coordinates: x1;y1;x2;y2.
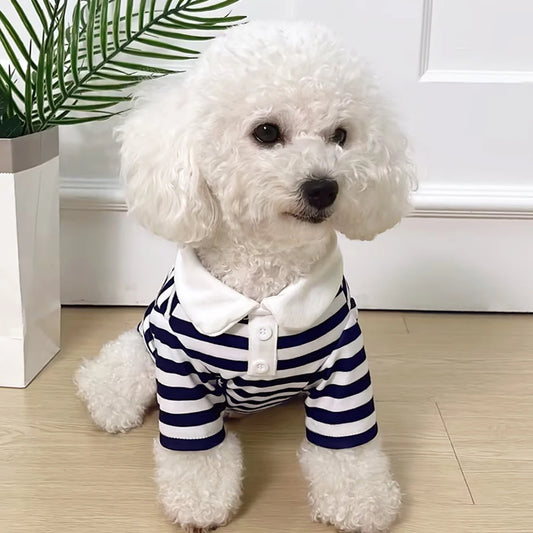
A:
1;308;532;533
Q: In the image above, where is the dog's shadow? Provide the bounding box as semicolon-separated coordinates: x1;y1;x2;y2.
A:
227;398;306;517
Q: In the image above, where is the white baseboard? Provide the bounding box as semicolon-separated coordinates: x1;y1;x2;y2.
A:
61;177;533;219
59;179;533;311
412;185;533;219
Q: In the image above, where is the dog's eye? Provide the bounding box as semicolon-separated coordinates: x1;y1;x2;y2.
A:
330;128;347;147
252;123;282;145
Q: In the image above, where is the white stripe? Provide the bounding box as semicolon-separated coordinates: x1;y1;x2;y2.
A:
306;411;377;438
228;380;307;396
156;284;174;307
155;342;207;371
277;305;355;361
305;387;374;412
314;360;369;391
156;368;216;390
278;293;357;361
227;386;302;404
177;332;247;362
155;343;243;378
275;334;364;381
228;403;275;413
157;394;225;414
226;395;291;410
159;417;224;439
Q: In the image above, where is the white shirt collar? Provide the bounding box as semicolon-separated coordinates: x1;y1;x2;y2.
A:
174;237;344;336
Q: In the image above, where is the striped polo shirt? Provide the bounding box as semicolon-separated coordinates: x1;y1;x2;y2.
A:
139;239;378;452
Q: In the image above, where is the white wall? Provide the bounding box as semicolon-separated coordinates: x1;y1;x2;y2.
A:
4;0;533;310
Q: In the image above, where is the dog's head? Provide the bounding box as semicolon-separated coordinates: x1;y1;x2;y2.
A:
118;21;415;247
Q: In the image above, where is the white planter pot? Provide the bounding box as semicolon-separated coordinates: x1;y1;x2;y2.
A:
0;128;60;388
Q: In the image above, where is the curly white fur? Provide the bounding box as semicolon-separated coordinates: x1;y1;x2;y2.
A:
77;20;414;533
153;434;243;532
75;329;156;433
299;439;401;533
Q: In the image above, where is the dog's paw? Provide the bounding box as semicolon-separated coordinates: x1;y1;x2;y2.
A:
313;478;401;533
300;439;401;533
154;434;243;531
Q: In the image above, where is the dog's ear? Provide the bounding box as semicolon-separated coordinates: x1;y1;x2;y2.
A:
335;113;416;241
117;76;217;244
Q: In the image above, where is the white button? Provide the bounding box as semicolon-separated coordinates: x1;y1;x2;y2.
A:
252;360;269;374
258;326;272;341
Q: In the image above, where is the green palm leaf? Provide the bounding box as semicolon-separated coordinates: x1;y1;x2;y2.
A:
0;0;246;137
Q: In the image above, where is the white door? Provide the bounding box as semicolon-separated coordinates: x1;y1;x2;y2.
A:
56;0;533;310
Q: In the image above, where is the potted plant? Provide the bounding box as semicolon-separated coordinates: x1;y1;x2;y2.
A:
0;0;244;387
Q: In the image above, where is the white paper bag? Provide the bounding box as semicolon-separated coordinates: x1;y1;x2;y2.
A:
0;129;60;387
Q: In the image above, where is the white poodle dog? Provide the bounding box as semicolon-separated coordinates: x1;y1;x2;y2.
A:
75;21;415;533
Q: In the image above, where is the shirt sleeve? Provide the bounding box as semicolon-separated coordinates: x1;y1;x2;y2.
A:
304;310;378;449
138;270;227;451
156;354;227;451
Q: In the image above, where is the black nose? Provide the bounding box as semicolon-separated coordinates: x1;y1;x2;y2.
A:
301;178;339;209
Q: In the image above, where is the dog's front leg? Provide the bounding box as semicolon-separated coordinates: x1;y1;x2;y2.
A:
299;438;401;533
154;432;243;532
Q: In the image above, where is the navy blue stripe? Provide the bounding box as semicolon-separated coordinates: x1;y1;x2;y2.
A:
143;300;156;318
169;315;248;350
226;390;297;406
153;276;175;311
341;277;348;295
308;372;372;400
150;323;248;372
306;424;378;449
168;292;179;315
277;340;336;371
305;398;375;425
150;322;182;349
227;385;305;399
226;396;291;411
158;295;170;315
157;381;216;401
138;301;155;335
159;403;225;427
184;346;248;372
233;373;313;389
139;320;152;347
138;308;156;358
159;428;226;451
156;355;213;383
277;321;361;371
314;344;366;383
163;272;176;290
277;300;350;349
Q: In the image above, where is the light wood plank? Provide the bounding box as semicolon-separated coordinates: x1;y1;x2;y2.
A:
404;312;533;338
358;311;409;335
437;397;533;506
